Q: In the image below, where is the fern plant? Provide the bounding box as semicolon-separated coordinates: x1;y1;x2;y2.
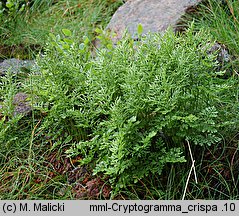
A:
30;26;239;195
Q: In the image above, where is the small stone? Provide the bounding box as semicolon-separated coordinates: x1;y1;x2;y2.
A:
13;92;32;116
207;42;230;65
0;58;36;76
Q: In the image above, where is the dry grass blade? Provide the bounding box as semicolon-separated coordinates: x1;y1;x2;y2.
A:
182;140;198;200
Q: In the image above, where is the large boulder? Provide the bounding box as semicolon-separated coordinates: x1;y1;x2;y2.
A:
106;0;203;42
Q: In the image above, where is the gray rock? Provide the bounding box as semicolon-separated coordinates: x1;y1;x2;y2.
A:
0;58;36;76
106;0;203;42
0;92;32;117
13;92;32;116
207;42;230;65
